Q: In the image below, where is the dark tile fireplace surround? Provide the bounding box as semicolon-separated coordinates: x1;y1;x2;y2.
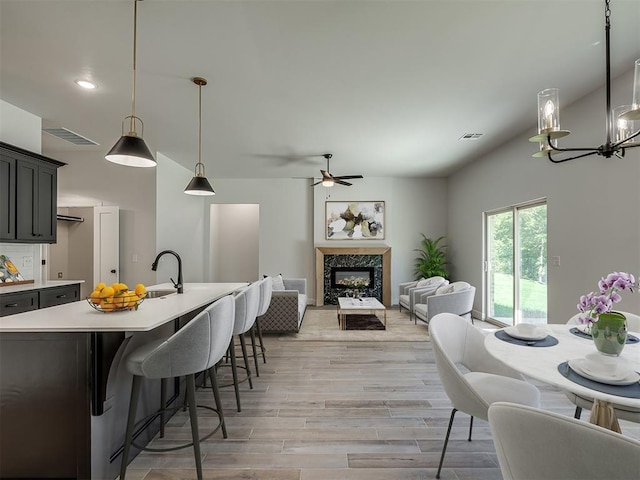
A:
315;247;391;306
324;257;382;304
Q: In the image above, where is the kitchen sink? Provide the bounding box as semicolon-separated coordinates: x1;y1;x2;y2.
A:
144;289;177;299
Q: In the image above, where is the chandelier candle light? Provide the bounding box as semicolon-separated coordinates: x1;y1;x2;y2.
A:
530;0;640;162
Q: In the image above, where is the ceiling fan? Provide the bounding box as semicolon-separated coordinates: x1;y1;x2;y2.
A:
311;154;363;187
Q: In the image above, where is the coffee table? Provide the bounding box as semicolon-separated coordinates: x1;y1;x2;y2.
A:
337;297;387;330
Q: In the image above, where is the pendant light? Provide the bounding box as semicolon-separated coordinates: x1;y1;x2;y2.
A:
184;77;215;195
105;0;156;168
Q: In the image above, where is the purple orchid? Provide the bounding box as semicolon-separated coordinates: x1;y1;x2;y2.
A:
577;271;637;325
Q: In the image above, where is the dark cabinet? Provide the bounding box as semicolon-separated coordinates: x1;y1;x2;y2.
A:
0;154;16;240
39;284;80;308
0;291;38;316
0;284;80;317
0;142;65;243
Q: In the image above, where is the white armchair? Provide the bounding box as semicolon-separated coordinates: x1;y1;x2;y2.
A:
414;281;475;325
488;402;640;480
430;314;540;479
398;276;448;321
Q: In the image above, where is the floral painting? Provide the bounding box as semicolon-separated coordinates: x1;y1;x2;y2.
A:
326;201;385;240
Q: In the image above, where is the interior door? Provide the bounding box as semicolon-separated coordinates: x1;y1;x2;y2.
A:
93;206;119;288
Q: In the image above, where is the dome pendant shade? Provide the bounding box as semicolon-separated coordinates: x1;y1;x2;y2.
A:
184;173;215;195
106;0;155;168
184;76;215;196
105;133;156;167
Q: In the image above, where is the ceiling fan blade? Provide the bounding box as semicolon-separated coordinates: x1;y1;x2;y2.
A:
334;175;363;180
311;180;323;186
334;179;353;186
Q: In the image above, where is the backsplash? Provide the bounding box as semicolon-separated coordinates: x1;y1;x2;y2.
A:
0;243;41;282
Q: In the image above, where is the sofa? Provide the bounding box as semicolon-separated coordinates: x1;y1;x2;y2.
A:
414;281;476;325
258;277;307;333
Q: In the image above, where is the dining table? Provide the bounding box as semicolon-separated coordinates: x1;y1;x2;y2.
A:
484;324;640;432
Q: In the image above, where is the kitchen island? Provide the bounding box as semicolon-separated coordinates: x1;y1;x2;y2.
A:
0;282;246;480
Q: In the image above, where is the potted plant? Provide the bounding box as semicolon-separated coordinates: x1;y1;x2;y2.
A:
577;271;638;356
414;234;449;281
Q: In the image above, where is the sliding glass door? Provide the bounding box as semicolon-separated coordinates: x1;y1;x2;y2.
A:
486;201;547;326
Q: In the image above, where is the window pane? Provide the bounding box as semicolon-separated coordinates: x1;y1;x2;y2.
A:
488;211;514;325
518;204;547;324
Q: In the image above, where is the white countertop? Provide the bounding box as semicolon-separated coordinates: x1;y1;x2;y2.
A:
0;282;247;333
0;279;85;294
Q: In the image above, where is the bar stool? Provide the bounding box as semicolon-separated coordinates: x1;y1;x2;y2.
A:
224;281;260;412
250;276;273;375
119;295;235;480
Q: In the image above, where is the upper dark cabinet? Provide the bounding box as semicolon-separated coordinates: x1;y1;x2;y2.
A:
0;142;65;244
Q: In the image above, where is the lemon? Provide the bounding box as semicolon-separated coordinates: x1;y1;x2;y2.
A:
100;286;115;299
100;302;117;312
134;283;147;296
127;292;140;308
96;282;107;292
89;290;102;306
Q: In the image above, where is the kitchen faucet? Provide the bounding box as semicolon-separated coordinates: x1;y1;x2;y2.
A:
151;250;183;293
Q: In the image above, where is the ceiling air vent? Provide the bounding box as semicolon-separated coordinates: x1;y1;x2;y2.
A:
43;127;99;146
459;133;483;141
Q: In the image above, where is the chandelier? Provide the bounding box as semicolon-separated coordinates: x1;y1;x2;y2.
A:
529;0;640;163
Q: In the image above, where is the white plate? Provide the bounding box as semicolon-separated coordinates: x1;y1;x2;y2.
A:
504;324;548;341
568;355;639;385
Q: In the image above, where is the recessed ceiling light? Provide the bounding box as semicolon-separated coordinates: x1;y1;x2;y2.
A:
75;79;97;89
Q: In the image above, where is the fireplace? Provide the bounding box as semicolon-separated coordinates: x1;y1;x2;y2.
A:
331;267;375;289
315;246;390;306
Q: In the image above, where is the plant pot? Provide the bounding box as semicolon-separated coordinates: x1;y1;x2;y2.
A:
592;311;627;356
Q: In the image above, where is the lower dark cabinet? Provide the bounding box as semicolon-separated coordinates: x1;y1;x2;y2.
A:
0;284;80;317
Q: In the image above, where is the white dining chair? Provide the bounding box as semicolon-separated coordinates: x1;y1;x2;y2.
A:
488;402;640;480
565;311;640;423
429;313;541;479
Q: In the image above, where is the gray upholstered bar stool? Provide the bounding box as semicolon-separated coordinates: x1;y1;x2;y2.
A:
119;295;235;480
250;276;273;375
224;281;260;412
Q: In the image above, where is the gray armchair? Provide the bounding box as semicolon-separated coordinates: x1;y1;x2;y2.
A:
398;276;448;321
414;281;475;325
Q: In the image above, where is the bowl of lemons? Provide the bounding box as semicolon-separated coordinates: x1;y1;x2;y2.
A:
87;282;147;313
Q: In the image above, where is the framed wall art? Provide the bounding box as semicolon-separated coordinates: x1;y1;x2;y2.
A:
325;201;385;240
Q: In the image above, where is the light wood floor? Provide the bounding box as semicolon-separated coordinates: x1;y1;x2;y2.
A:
124;318;640;480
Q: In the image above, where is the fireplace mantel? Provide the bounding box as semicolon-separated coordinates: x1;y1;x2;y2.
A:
315;246;391;306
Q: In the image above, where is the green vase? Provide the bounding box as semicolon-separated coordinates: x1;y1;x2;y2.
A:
592;311;627;356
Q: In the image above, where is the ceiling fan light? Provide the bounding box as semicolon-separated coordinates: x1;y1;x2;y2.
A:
105;134;156;167
322;178;334;187
184;175;215;195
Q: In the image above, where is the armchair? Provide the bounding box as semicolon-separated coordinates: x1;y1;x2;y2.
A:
398;276;448;321
414;281;475;325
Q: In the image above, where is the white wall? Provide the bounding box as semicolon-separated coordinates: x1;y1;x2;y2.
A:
155;152;207;284
313;177;448;304
207;178;315;295
0;99;41;153
56;150;157;289
209;204;259;283
448;69;640;323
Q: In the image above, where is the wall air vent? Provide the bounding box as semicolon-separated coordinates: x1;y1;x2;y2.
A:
459;133;483;140
43;127;99;146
